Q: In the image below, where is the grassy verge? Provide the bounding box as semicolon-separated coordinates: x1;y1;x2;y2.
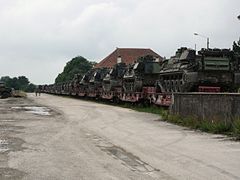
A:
161;112;240;140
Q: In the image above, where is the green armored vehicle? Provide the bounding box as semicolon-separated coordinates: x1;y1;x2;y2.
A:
87;68;110;97
157;47;239;92
123;55;161;92
103;62;127;92
0;81;12;98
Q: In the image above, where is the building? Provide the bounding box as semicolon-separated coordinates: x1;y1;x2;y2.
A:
95;48;163;68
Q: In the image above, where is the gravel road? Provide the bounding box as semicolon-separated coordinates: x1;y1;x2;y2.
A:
0;94;240;180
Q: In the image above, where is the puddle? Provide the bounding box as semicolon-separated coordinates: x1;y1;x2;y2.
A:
0;140;9;153
0;120;16;122
11;106;51;116
0;167;26;180
0;125;24;135
0;137;25;154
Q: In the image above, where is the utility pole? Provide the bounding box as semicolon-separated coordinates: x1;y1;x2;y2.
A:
194;33;210;49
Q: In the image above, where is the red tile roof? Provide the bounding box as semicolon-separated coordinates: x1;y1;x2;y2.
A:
95;48;163;68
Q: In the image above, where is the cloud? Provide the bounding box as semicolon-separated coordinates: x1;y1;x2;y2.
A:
0;0;239;84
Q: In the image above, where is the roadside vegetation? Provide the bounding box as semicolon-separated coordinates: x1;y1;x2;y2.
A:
55;56;96;83
0;76;36;92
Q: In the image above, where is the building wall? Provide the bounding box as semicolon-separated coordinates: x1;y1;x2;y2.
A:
170;93;240;122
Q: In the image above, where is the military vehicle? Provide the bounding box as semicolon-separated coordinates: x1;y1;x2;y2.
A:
123;55;161;92
102;62;127;92
156;47;239;92
68;74;82;95
87;68;110;97
0;81;12;98
78;69;95;96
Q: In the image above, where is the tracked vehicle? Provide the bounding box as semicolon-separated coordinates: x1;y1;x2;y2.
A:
103;62;127;92
0;82;12;98
157;47;239;92
87;68;110;97
102;62;127;100
121;55;161;102
123;55;161;92
78;69;95;96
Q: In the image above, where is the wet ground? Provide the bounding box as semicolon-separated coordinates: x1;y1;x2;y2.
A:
0;97;60;179
0;94;240;180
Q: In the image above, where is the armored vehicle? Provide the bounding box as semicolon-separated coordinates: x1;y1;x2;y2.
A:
78;69;95;96
87;68;110;97
103;62;127;92
157;47;238;92
69;74;82;95
123;55;161;92
0;82;12;98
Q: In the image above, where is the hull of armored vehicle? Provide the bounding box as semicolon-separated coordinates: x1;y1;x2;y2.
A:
123;55;161;93
157;47;238;92
0;82;12;98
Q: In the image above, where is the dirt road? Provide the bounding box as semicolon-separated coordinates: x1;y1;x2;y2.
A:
0;94;240;180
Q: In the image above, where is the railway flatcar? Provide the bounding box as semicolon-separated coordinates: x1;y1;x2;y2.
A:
40;46;240;107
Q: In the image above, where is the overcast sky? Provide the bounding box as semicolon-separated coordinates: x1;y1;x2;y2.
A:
0;0;239;84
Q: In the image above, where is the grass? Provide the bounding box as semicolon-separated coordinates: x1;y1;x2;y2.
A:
12;90;27;98
161;112;240;139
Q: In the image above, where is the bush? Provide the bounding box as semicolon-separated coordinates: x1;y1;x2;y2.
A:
233;119;240;139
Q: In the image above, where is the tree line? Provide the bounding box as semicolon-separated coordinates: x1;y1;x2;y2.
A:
0;76;36;92
55;56;96;83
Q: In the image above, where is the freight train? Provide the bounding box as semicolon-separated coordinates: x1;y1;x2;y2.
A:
41;47;240;106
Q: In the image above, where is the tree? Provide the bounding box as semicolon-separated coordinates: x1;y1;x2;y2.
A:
233;38;240;54
55;56;96;83
18;76;30;90
0;76;36;92
25;83;36;92
0;76;11;87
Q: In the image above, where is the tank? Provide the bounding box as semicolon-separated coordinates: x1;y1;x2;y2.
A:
156;47;238;92
0;81;12;98
87;68;110;96
102;62;127;92
69;74;82;95
79;69;95;96
123;55;161;92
